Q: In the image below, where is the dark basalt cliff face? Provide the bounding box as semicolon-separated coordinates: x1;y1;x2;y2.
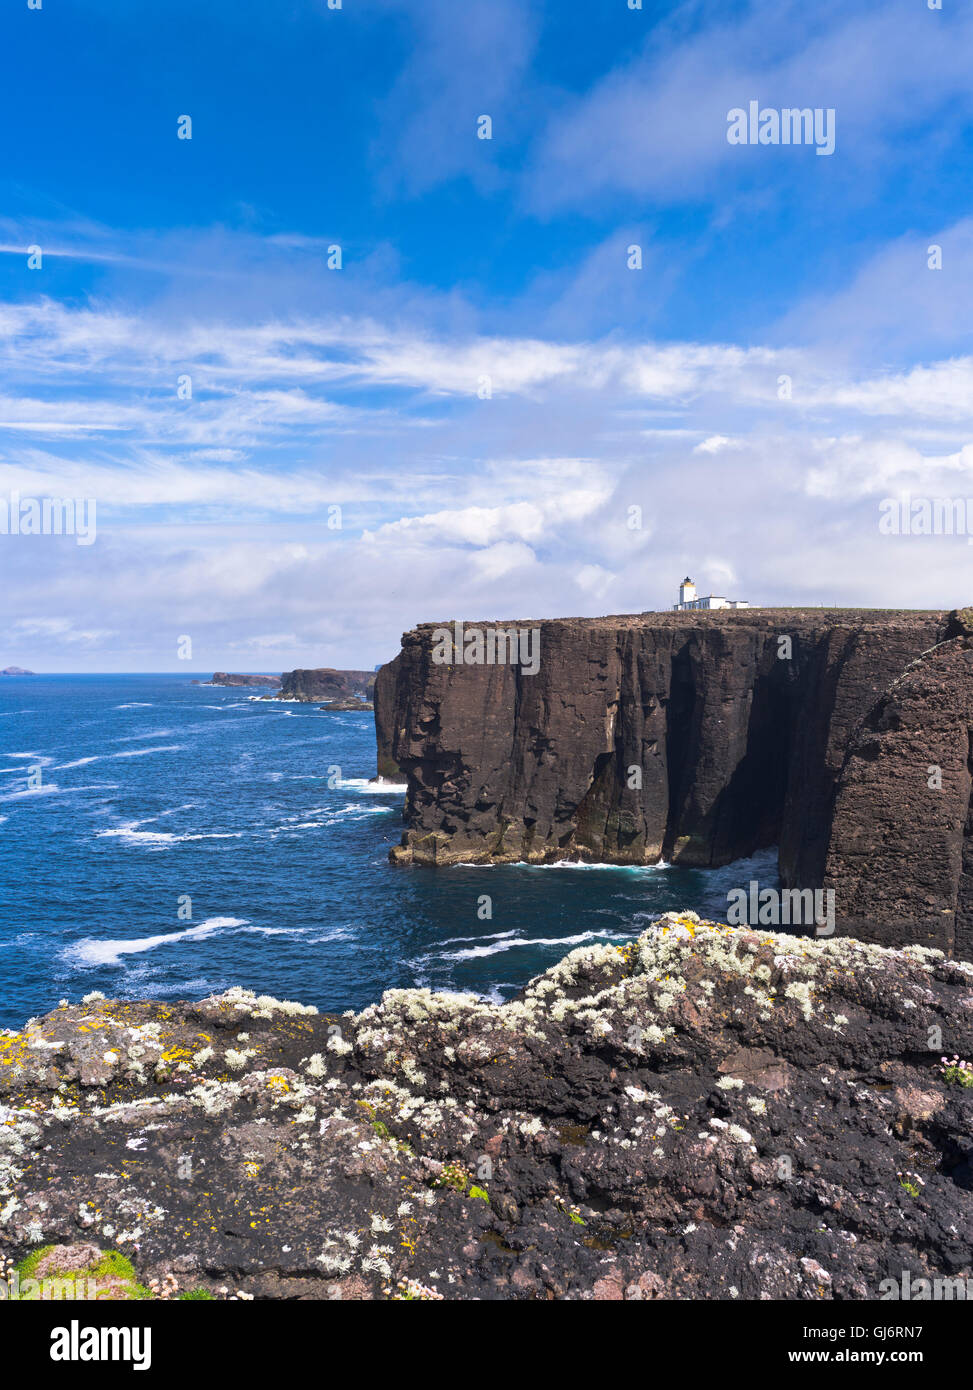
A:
280;667;376;702
824;610;973;957
2;918;971;1300
374;607;973;953
375;609;939;869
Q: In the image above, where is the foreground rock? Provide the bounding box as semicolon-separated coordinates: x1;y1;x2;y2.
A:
2;917;971;1300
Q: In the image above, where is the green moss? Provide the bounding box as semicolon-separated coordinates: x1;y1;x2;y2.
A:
431;1161;471;1193
468;1185;490;1202
13;1245;152;1300
178;1287;216;1300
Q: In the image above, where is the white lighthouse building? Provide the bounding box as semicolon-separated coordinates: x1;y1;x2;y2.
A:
673;577;749;612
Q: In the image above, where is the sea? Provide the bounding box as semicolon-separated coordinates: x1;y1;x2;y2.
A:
0;674;779;1029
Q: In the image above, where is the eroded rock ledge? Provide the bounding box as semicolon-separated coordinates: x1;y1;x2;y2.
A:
2;917;972;1300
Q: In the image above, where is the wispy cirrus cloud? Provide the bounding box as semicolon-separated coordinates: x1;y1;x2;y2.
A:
527;0;973;211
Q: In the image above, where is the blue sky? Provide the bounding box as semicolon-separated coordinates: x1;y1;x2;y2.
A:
2;0;973;671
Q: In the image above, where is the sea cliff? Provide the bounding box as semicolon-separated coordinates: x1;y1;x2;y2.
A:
373;607;973;954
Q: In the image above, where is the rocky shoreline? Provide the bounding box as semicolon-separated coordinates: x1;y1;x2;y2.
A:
2;915;971;1300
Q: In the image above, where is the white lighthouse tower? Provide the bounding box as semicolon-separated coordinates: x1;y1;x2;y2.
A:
678;576;697;607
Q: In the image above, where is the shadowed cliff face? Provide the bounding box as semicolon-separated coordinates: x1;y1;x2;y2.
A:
374;611;944;894
824;618;973;957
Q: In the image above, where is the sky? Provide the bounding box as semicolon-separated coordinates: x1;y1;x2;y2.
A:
2;0;973;673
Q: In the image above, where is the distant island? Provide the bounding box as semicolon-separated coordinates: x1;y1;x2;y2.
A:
1;666;34;676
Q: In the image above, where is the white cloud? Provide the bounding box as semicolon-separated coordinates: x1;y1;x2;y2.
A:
5;250;973;672
574;564;616;599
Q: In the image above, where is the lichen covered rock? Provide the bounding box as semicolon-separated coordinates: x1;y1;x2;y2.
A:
1;917;971;1300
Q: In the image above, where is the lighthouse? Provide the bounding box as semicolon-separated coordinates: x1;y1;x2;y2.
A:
672;576;749;611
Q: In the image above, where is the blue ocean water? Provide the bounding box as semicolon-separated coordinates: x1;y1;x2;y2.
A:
0;675;777;1029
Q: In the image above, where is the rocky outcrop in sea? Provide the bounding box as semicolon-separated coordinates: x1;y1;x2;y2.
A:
2;915;971;1300
276;667;376;702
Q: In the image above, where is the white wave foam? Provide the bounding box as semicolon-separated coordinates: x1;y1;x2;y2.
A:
114;729;177;742
241;925;308;937
111;744;185;759
301;926;355;944
67;916;248;967
0;783;61;802
114;702;154;709
55;744;185;770
439;929;522;946
265;804;387;835
514;858;671;871
340;777;408;794
96;821;241;848
436;930;614;960
448;857;670;872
